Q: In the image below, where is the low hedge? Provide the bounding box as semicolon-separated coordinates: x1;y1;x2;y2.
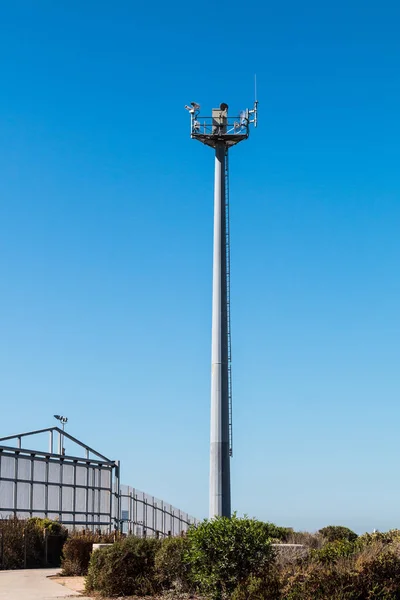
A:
61;530;116;576
0;516;67;569
154;535;191;591
85;536;161;597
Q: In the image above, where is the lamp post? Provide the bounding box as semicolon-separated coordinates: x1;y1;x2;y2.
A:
54;415;68;455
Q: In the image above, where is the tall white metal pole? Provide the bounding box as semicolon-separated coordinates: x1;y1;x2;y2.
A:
188;99;258;519
210;142;231;518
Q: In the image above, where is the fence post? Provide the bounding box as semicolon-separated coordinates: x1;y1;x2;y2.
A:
44;529;48;566
144;498;148;533
23;528;27;569
114;460;121;533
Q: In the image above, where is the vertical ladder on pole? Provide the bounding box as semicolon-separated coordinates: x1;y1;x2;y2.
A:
225;149;233;457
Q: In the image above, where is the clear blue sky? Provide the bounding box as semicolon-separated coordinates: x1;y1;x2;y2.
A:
1;1;400;533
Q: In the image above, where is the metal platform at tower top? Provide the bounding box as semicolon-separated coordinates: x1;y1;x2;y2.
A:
187;101;257;149
191;117;249;148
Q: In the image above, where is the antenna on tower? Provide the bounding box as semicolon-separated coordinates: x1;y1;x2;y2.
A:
247;75;258;128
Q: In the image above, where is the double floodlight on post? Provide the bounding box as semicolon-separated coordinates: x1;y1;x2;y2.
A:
54;415;68;429
54;415;68;455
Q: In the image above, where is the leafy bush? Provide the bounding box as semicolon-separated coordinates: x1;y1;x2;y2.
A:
27;517;66;536
281;535;400;599
231;571;281;600
358;529;400;547
155;535;191;591
355;542;400;599
312;539;358;564
319;525;358;543
84;542;111;592
185;515;275;600
0;518;42;569
61;530;116;576
0;516;66;569
281;561;356;600
85;536;161;597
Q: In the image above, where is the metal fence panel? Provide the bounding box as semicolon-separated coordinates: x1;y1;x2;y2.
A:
0;428;197;535
119;485;197;537
0;446;116;531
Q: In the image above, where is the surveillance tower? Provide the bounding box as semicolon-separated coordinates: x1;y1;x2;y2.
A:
185;99;258;518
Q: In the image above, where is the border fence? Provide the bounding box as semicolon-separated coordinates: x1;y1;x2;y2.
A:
0;427;197;536
119;485;194;537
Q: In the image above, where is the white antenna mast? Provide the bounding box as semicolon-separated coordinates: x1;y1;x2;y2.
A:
248;74;258;128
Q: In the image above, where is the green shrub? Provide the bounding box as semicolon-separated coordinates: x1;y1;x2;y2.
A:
154;535;192;591
85;536;161;597
281;537;400;599
84;542;111;592
27;517;67;537
0;516;66;569
313;539;358;564
319;525;358;543
231;570;282;600
358;529;400;548
61;530;116;576
355;543;400;599
281;561;356;600
185;515;275;600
